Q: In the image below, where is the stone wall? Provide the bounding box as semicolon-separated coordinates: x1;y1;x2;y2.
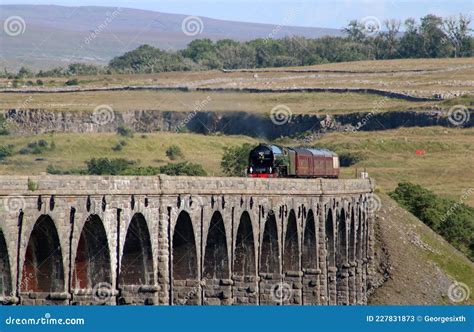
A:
0;175;375;305
2;108;472;139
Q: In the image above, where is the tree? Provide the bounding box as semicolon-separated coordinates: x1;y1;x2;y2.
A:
420;14;451;58
221;143;256;176
442;14;473;57
343;20;365;42
398;18;424;58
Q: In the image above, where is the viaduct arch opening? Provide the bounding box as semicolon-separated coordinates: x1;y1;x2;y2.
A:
21;215;64;293
172;211;198;280
260;212;279;274
234;211;256;276
283;210;299;272
73;215;112;289
0;230;12;297
203;211;229;279
120;213;154;286
302;210;317;270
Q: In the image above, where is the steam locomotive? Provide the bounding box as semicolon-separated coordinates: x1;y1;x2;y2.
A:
247;144;340;178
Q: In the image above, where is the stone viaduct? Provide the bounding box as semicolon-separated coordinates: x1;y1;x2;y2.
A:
0;175;375;305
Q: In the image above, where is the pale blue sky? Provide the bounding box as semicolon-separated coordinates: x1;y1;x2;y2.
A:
2;0;473;28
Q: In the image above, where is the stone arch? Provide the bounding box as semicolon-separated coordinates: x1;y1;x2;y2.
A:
260;212;279;274
172;211;198;280
356;207;363;261
234;211;256;276
349;207;356;263
119;213;154;286
73;215;112;289
21;215;64;293
0;229;12;297
203;211;229;279
336;209;347;267
302;210;317;270
325;209;335;268
283;209;299;272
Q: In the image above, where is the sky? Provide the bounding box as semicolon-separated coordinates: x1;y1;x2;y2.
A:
1;0;473;28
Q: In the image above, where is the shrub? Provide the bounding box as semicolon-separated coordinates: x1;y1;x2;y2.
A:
0;116;9;135
65;78;79;86
166;145;184;160
221;143;256;176
117;125;134;138
159;162;207;176
0;145;14;160
36;79;44;86
390;182;474;260
338;152;364;167
86;158;135;175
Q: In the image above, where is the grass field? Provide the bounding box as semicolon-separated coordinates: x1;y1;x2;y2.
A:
0;90;436;114
291;127;474;206
1;127;473;206
0;133;257;176
1;58;473;99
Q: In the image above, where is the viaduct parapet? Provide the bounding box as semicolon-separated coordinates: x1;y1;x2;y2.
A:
0;175;375;305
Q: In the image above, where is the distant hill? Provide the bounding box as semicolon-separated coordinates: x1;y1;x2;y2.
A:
0;5;343;71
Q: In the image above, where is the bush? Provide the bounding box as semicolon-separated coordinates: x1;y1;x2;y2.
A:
65;78;79;86
159;162;207;176
0;116;9;135
166;145;184;160
36;79;44;86
390;182;474;260
86;158;135;175
221;143;256;176
0;145;14;160
117;125;134;138
338;152;364;167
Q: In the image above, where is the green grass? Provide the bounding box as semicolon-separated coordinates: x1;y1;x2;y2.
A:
0;132;257;176
287;127;474;206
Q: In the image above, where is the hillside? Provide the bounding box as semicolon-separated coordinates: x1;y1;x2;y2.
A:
369;194;473;305
0;4;341;71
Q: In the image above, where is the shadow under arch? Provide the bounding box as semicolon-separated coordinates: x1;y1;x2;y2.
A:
203;211;229;279
260;212;279;274
302;209;317;270
234;211;256;276
0;229;12;297
21;215;64;293
73;215;112;289
336;208;347;268
283;209;299;272
119;213;154;286
325;209;335;268
172;211;198;280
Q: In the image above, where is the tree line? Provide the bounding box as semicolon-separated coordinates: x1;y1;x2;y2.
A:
3;13;472;78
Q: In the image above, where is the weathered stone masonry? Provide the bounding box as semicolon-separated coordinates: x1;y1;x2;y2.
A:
0;175;375;305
